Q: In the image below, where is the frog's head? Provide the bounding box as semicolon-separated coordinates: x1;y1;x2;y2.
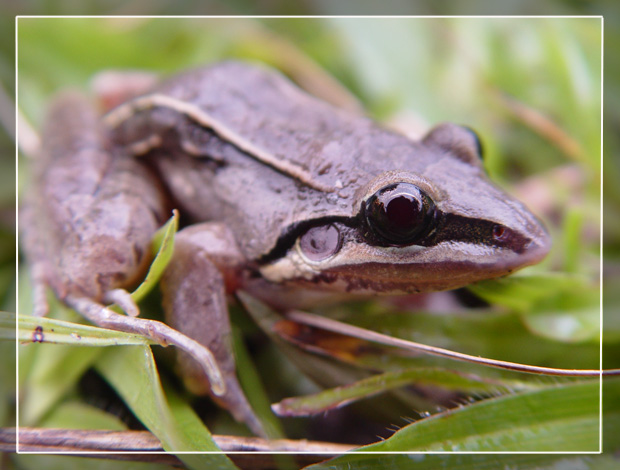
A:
260;123;551;294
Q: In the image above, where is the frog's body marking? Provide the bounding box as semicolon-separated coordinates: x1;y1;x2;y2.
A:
25;61;551;437
104;93;337;193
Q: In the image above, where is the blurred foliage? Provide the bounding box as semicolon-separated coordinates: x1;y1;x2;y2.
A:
1;8;616;470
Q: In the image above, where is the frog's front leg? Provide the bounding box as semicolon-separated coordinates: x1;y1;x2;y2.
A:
160;222;265;437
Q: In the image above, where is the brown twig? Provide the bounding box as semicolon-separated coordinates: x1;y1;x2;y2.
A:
1;427;355;469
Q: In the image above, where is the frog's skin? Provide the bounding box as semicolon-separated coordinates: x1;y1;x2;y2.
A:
107;62;549;299
25;61;550;437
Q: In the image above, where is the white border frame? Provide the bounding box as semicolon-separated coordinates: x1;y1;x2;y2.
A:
14;14;605;458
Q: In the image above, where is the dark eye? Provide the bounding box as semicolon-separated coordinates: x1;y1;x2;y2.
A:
362;183;436;246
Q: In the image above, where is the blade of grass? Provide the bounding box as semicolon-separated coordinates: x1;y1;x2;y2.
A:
272;367;544;417
306;453;612;470
20;343;102;425
130;210;179;305
40;401;127;431
12;312;154;346
231;325;285;439
95;345;239;470
325;380;599;454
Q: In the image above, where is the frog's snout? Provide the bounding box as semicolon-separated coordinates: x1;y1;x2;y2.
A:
520;218;552;268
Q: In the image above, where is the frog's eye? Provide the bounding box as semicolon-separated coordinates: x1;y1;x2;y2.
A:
422;123;484;166
298;224;342;261
463;126;484;160
362;183;436;246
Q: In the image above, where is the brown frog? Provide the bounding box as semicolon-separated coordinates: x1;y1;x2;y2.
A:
23;61;550;436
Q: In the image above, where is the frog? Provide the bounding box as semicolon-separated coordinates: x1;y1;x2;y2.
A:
23;61;551;438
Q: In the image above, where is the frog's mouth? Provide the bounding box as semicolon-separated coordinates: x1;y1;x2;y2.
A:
304;237;551;295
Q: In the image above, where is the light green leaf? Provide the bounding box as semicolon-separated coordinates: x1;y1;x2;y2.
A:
130;210;179;304
469;272;600;343
40;401;127;431
20;343;102;425
523;307;600;342
468;272;596;315
11;312;153;346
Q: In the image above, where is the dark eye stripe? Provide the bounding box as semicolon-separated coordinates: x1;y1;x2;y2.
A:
258;209;530;266
427;213;530;253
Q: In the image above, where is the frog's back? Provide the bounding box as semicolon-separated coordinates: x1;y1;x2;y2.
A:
157;61;431;184
111;62;439;260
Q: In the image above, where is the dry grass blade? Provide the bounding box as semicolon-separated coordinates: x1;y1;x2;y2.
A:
493;90;586;164
286;311;614;377
1;427;354;469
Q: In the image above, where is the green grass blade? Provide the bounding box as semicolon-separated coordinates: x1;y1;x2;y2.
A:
40;401;128;431
12;312;153;346
130;210;179;304
273;367;542;417
20;343;103;425
232;326;285;439
95;345;239;470
327;380;599;454
307;454;612;470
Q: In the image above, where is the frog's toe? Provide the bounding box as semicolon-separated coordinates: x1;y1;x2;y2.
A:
103;288;140;317
216;374;267;438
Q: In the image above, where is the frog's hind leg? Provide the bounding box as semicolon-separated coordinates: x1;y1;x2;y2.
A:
159;222;266;437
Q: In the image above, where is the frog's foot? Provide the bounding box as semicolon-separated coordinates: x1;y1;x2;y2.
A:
160;222;267;437
102;288;140;317
64;294;226;396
